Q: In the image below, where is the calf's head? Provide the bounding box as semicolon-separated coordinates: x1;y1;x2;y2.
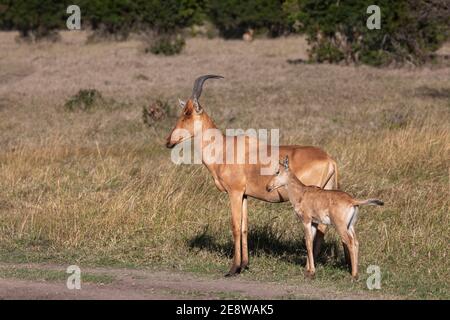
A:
266;156;290;192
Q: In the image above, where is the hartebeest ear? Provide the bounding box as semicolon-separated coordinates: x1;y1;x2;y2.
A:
193;97;203;114
178;98;186;109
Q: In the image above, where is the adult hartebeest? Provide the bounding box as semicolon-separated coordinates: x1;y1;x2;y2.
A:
166;75;338;276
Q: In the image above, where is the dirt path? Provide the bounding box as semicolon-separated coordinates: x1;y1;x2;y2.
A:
0;263;393;300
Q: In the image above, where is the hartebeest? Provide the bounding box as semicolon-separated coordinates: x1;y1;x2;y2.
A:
166;75;338;276
267;156;383;279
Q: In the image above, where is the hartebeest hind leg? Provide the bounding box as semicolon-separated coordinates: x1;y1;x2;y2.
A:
226;191;244;277
335;223;359;280
348;226;359;279
342;242;351;271
312;163;337;263
313;224;326;261
241;196;249;271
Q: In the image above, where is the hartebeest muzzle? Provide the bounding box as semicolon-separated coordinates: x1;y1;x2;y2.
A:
166;137;175;149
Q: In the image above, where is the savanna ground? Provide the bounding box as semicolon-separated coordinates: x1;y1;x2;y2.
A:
0;31;448;300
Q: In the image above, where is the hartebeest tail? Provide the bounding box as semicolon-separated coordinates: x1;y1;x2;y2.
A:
353;199;384;206
320;160;338;189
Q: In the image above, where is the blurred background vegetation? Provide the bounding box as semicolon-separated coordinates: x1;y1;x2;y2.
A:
0;0;449;64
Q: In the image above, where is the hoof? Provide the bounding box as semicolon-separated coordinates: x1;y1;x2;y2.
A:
351;274;359;282
304;270;316;279
240;263;249;271
225;267;241;277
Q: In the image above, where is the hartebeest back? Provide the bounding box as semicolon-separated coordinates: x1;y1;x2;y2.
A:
166;75;338;276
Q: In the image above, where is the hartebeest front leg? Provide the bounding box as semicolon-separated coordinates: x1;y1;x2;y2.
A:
241;196;249;271
303;221;316;278
306;223;318;274
226;191;244;277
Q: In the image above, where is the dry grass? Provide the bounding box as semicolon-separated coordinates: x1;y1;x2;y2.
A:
0;31;449;299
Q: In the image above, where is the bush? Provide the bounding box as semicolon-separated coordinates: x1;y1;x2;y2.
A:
146;34;186;55
286;0;450;66
64;89;104;112
0;0;69;41
208;0;289;38
142;100;169;127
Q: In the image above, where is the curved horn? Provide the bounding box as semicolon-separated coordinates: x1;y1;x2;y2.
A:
191;74;224;100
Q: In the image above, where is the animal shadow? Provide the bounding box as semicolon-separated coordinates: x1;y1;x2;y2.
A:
188;225;349;270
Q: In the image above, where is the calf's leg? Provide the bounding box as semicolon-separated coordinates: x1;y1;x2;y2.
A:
303;221;316;278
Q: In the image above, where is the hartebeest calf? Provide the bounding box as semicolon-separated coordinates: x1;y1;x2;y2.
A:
166;75;338;276
266;156;383;279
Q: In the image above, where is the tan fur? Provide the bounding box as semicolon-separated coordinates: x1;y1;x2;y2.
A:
266;157;383;279
166;78;338;276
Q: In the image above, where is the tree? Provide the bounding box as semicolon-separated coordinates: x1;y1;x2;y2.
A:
285;0;450;66
208;0;288;38
0;0;68;40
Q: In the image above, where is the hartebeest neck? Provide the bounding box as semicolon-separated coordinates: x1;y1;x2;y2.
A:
286;172;306;204
199;112;219;132
196;112;222;145
193;112;224;172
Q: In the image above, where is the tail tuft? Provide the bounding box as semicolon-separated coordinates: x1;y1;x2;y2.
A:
356;199;384;206
369;199;384;206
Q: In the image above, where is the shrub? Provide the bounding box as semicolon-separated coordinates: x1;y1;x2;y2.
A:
208;0;289;38
286;0;450;66
146;34;186;56
142;100;169;127
64;89;104;112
